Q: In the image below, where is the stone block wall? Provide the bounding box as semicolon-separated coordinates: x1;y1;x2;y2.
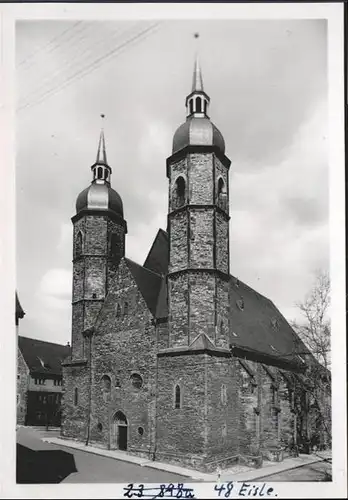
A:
17;348;29;425
188;153;214;205
61;364;90;440
156;353;207;460
87;259;158;456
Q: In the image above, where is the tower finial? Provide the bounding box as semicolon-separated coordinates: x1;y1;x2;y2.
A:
96;114;108;165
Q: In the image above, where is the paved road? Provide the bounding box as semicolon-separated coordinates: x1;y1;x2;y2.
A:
255;460;332;482
16;427;189;484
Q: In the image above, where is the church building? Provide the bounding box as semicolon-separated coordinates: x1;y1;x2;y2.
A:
61;57;330;471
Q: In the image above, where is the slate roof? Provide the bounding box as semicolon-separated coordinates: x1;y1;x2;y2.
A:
143;229;168;276
18;336;71;376
125;258;163;317
139;229;312;369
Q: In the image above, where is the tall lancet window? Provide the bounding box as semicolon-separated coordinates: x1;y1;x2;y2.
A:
196;96;202;113
76;231;83;258
173;176;186;209
217;177;227;211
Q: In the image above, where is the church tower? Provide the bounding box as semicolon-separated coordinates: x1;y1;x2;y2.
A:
70;123;127;360
167;56;231;349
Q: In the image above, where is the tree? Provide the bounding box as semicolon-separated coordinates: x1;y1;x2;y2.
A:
292;270;331;370
291;270;331;453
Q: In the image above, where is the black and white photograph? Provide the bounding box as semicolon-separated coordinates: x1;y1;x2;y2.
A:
0;2;346;498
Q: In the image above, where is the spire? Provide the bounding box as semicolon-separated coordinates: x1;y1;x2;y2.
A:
91;114;112;183
96;114;108;165
185;35;210;118
192;54;204;93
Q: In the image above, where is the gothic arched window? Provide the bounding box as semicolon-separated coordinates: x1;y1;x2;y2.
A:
174;384;181;409
124;301;129;316
101;375;111;392
217;177;227;210
97;166;103;179
173;176;186;209
221;384;227;405
189;99;194;115
101;375;111;402
196;96;202;113
130;373;143;389
116;303;121;317
74;388;78;406
76;231;83;258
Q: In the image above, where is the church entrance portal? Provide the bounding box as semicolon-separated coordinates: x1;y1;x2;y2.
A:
112;411;128;451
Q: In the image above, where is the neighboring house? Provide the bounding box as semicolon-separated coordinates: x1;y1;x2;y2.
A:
61;57;331;471
17;334;70;426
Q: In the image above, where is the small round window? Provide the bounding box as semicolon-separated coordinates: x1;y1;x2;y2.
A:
130;373;143;389
138;427;144;436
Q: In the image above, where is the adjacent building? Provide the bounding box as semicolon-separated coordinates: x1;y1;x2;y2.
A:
61;58;331;471
16;295;70;427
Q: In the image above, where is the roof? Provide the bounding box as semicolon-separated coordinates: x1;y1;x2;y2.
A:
16;293;25;321
125;258;163;317
228;276;313;367
18;336;71;376
143;229;168;276
140;230;313;369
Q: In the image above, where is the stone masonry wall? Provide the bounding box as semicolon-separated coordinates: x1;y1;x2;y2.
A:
89;259;157;456
189;272;215;341
168;273;189;347
188;153;213;205
61;364;90;440
189;208;214;268
156;354;207;461
215;278;230;349
206;356;239;460
215;211;229;274
17;348;29;425
169;211;188;272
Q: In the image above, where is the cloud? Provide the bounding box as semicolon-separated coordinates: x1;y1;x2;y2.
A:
39;268;72;302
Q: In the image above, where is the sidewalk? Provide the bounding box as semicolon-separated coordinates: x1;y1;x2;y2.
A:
42;435;331;482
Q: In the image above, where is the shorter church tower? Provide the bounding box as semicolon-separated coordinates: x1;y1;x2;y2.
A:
70;123;127;360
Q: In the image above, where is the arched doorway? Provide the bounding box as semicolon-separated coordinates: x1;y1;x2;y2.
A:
112;410;128;451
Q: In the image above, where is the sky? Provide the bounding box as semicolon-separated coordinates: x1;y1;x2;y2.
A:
15;19;329;345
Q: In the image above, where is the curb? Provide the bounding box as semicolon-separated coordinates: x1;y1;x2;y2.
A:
227;456;332;482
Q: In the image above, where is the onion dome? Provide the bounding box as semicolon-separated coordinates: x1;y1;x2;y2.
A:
172;56;225;155
75;123;124;217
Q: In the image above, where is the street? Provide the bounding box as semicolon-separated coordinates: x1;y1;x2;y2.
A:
17;427;332;484
255;460;332;482
16;427;189;483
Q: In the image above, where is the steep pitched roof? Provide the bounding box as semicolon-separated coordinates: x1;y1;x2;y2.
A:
125;258;163;317
143;229;168;276
18;336;71;376
228;276;312;367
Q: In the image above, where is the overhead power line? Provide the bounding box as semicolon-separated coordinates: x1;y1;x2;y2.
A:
17;21;84;68
18;21;133;106
17;21;161;113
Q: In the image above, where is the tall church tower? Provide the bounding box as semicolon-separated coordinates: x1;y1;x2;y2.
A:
167;56;231;349
70;123;127;360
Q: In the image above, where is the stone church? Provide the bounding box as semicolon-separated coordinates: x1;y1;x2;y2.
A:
61;58;330;471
